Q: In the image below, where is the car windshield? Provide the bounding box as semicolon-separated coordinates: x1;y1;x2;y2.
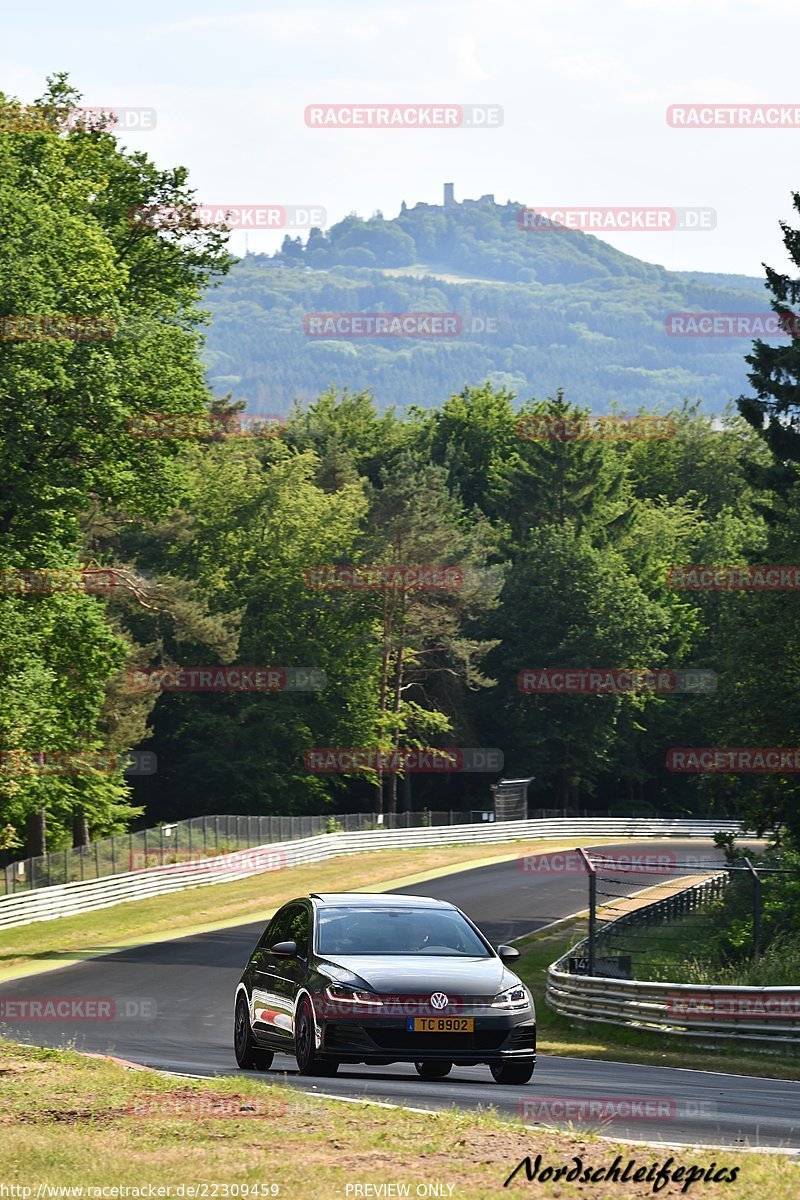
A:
316;906;493;956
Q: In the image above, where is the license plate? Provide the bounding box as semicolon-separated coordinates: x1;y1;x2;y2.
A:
406;1017;474;1033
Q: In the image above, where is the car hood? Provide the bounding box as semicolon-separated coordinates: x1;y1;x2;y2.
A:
318;954;518;997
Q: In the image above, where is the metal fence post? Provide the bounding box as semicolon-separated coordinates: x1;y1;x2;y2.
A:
743;857;762;965
577;848;596;976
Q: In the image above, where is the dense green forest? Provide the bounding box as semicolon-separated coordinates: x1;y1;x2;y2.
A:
202;193;766;412
4;80;800;862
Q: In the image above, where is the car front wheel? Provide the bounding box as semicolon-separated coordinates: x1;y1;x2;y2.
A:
294;997;339;1076
490;1058;535;1085
234;995;274;1071
414;1061;452;1080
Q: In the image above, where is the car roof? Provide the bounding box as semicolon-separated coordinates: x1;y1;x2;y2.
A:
309;892;452;908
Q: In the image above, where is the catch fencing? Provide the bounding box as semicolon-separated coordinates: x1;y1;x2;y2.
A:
0;817;743;930
0;807;700;896
546;855;800;1046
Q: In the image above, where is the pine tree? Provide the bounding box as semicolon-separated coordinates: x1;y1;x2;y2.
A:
739;191;800;476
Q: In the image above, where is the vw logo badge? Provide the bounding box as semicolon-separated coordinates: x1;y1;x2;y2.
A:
430;992;448;1010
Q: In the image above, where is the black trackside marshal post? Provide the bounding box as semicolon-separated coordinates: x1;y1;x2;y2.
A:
578;847;597;976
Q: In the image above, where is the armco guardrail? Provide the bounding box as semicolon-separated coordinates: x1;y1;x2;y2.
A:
0;817;744;931
546;872;800;1046
2;810;497;895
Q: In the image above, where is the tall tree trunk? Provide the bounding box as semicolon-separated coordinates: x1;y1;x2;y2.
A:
384;584;406;819
386;637;405;818
386;771;398;816
72;806;90;848
26;807;46;858
401;771;412;813
375;588;393;819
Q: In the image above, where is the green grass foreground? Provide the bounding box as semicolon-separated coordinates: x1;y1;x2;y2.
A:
0;1040;797;1199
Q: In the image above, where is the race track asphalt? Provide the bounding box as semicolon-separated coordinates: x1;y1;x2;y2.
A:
2;839;798;1151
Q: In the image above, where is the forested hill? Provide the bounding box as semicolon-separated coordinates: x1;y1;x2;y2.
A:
203;194;767;413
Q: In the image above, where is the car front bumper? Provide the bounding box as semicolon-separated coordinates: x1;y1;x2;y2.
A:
319;1014;537;1064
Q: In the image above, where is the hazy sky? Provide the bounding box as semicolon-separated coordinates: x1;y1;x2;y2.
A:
2;0;798;276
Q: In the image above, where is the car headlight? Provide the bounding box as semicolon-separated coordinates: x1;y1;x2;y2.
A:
325;983;383;1006
491;985;530;1010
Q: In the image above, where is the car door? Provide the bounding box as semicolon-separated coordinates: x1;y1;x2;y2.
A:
251;905;296;1048
283;903;312;1029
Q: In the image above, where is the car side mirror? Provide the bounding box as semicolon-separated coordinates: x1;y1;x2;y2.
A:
497;944;520;962
269;939;297;957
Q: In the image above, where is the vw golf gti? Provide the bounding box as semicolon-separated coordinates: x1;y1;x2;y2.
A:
233;892;536;1083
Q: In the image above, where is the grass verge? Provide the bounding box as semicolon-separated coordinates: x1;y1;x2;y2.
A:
515;920;800;1081
0;1040;796;1199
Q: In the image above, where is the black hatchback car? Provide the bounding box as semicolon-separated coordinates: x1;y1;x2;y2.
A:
233;892;536;1084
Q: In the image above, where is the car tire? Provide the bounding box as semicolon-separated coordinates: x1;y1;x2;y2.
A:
294;996;339;1076
490;1058;535;1085
414;1061;452;1080
234;995;274;1071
